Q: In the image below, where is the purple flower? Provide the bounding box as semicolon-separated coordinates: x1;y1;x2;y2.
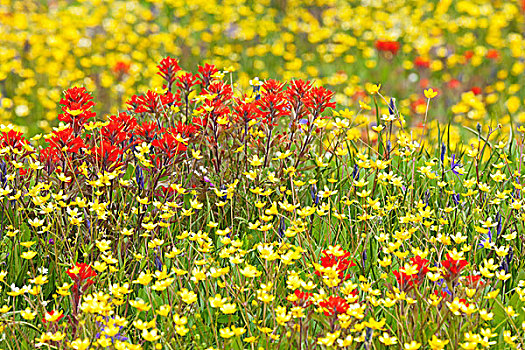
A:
450;154;462;175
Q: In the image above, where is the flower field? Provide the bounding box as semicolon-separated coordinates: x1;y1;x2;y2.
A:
1;0;525;349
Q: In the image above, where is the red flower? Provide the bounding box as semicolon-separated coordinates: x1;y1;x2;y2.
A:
59;87;96;131
157;56;181;86
464;50;474;60
197;63;219;88
233;97;258;124
462;275;484;289
101;114;137;145
448;79;461;89
315;248;356;281
112;61;131;76
42;310;64;324
126;90;177;114
319;296;350;316
176;72;200;92
392;255;429;290
419;78;429;89
471;86;482;95
434;290;448;299
135;121;161;143
173;121;198;138
255;92;290;125
47;128;86;155
302;86;336;115
286;79;314;122
0;129;29;151
486;49;500;60
414;56;430;68
292;289;313;307
67;263;97;283
441;253;468;280
151;131;187;158
411;97;427;114
90;141;123;170
375;40;400;55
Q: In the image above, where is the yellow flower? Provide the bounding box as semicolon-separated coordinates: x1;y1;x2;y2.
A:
129;298;151;312
424;88;438;99
429;336;449;350
141;328;161;342
219;327;235;339
179;288;198;304
220;303;237;314
507;96;520;114
379;332;398;346
69;338;90;350
367;83;381;95
404;341;421;350
209;294;227;308
21;251;37;260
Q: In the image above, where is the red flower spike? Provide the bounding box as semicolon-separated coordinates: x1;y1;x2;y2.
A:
126;90;176;114
157;56;181;86
315;249;356;281
292;289;313;307
47;128;86;155
319;296;350;316
302;86;336;115
375;40;400;55
67;263;97;282
113;61;131;77
90;141;123;171
0;129;29;151
486;49;500;60
42;310;64;324
151;132;187;158
392;255;429;290
197;63;219;88
462;275;484;289
441;253;468;280
176;72;200;92
59;87;96;131
414;56;430;68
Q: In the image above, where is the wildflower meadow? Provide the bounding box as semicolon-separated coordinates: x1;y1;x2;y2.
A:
1;0;525;349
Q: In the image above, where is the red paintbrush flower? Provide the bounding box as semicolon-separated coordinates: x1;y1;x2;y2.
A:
176;72;200;92
462;275;484;289
157;56;181;87
47;128;86;155
42;310;64;324
0;129;29;151
126;90;176;114
441;253;468;280
113;61;131;76
392;255;429;290
90;141;123;170
67;263;97;282
315;248;356;281
197;63;219;88
302;86;336;115
414;56;430;68
471;86;482;95
486;49;500;60
319;296;350;316
59;87;96;131
151;131;187;158
375;40;400;55
292;289;313;307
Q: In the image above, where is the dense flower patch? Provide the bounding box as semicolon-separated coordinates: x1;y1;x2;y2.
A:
0;57;524;349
